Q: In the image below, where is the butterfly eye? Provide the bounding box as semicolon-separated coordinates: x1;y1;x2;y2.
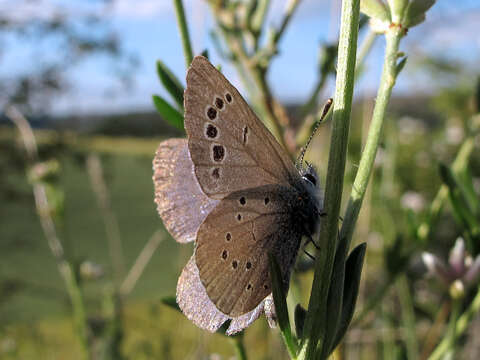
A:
302;173;317;186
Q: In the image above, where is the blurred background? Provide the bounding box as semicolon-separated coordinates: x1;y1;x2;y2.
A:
1;0;480;359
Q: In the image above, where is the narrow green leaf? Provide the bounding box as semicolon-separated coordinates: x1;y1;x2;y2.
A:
456;168;480;217
160;296;181;312
156;59;184;110
251;0;270;34
268;253;298;357
331;243;367;350
439;163;479;239
152;95;184;131
322;236;348;357
294;304;307;340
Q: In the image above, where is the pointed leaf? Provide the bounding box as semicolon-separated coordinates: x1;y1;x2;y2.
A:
152;95;184;131
331;243;367;350
294;304;307;340
403;0;435;27
268;253;297;357
395;56;407;77
156;59;184;110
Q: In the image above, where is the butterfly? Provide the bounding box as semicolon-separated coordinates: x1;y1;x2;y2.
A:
153;56;322;335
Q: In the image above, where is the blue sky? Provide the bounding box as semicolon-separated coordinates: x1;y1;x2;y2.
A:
2;0;480;115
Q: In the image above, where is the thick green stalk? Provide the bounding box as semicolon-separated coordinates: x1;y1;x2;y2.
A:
173;0;194;68
298;0;360;358
339;26;404;251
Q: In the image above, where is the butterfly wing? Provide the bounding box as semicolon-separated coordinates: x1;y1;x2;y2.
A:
194;184;303;316
177;255;271;334
184;56;298;199
153;138;219;243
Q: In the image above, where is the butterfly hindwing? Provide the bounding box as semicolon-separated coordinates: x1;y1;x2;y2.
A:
194;184;303;316
184;56;298;199
153;138;220;243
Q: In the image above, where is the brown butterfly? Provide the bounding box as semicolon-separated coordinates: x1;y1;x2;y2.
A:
153;56;321;334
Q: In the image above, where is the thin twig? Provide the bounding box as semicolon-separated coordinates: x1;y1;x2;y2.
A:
6;106;90;359
86;154;126;286
120;230;164;296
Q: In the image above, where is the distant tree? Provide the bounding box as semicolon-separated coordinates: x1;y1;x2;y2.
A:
0;0;138;115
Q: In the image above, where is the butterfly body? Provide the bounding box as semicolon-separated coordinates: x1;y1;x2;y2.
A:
153;56;322;333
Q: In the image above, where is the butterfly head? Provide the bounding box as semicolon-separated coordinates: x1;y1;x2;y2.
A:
298;162;323;236
301;162;318;188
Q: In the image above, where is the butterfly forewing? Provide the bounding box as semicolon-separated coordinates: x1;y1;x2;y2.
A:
195;185;303;316
184;56;298;199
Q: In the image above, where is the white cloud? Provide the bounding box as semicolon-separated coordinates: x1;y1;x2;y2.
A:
109;0;172;19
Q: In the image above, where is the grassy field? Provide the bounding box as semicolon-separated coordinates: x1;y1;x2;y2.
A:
0;129;296;359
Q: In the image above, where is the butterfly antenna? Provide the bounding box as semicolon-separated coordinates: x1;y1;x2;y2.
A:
296;98;333;169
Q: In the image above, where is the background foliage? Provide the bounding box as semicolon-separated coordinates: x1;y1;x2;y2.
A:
1;0;480;359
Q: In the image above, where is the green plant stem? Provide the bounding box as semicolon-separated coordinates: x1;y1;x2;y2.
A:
428;298;463;360
6;107;90;360
397;275;419;360
298;0;360;358
173;0;193;68
230;336;248;360
428;288;480;360
273;0;302;43
339;26;404;252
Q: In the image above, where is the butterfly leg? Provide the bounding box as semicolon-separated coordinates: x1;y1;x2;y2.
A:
303;249;316;261
304;234;320;250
